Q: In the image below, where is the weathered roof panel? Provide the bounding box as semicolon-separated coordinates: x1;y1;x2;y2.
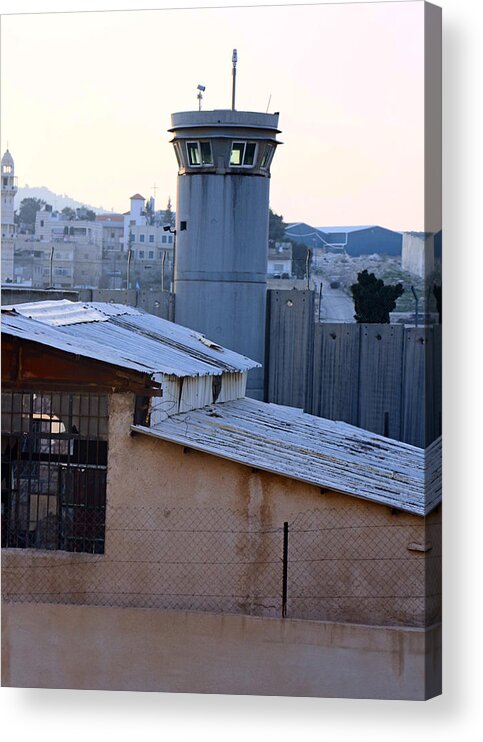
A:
1;299;110;326
132;397;441;516
1;311;153;375
1;301;259;378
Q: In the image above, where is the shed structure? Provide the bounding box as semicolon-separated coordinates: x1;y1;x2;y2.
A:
2;300;441;698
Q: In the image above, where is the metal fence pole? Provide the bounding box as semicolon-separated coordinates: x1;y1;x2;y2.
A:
282;521;289;618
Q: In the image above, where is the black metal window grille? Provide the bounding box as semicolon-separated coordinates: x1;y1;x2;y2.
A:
1;391;108;554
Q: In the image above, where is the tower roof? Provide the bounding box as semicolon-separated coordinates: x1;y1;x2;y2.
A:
169;109;281;138
130;193;145;201
1;149;14;167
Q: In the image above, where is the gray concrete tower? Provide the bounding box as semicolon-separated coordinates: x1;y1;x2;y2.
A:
169;109;281;399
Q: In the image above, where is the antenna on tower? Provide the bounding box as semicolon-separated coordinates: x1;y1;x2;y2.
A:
197;84;206;111
265;94;272;113
231;48;237;110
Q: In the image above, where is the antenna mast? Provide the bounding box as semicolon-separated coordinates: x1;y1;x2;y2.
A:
231;48;237;110
196;84;206;111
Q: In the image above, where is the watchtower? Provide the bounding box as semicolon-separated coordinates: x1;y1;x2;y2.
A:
169;108;281;399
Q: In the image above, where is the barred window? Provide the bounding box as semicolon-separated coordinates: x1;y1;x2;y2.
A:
1;391;108;554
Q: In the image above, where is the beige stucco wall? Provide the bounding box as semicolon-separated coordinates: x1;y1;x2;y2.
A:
2;393;441;628
1;602;441;699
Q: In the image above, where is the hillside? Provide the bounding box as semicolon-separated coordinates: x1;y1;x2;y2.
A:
14;186;110;214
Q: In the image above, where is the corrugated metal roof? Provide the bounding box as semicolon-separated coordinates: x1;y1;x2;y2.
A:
1;301;259;378
132;398;441;516
2;300;111;326
1;312;155;375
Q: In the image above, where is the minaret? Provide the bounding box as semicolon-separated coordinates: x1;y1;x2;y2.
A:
1;149;17;282
1;149;17;238
169;109;281;399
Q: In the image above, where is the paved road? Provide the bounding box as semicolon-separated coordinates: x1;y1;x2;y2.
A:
318;287;355;323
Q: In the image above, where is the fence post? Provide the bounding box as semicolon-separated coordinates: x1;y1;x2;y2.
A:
282;521;289;618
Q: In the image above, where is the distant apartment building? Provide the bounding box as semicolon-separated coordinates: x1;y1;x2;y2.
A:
16;209;103;288
35;209;103;246
96;214;125;289
6;171;175;290
8;206;103;288
123;194;174;290
268;242;292;277
13;239;76;288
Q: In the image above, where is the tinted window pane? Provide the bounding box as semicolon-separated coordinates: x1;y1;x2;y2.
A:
187;142;201;166
261;144;274;169
230;142;244;166
174;142;183;167
244;142;256;166
200;142;213;165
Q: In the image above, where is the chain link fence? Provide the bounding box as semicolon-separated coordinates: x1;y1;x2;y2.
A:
2;504;441;627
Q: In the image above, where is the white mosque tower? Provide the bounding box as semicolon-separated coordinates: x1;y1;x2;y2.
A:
2;149;17;237
1;148;17;282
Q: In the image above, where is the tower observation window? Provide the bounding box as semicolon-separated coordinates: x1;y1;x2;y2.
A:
186;141;213;167
230;142;257;167
173;142;183;168
260;144;275;170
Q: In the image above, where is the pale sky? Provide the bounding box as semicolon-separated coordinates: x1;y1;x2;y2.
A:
1;1;426;230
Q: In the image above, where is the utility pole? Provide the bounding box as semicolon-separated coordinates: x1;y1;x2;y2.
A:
161;250;166;292
126;230;133;290
49;246;55;288
305;249;311;290
163;225;176;293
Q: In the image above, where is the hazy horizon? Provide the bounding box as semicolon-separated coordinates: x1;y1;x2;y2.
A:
2;2;430;232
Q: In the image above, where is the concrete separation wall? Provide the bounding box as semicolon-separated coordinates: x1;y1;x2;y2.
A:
1;602;441;700
1;286;175;322
267;307;442;447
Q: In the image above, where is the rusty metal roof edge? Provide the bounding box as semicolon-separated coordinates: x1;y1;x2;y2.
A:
2;317;161;384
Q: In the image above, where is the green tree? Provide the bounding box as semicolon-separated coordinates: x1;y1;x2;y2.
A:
61;207;76;220
351;269;404;323
269;208;286;242
84;209;96;221
291;242;310;279
16;197;46;231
